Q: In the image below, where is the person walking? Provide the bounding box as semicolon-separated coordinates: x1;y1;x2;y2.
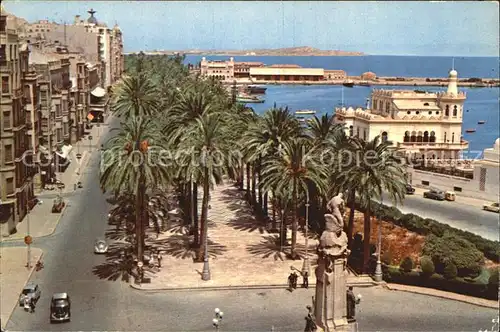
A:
292;272;298;289
302;271;309;289
157;253;162;268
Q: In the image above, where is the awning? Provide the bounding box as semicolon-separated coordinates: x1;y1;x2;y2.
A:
55;145;73;159
91;87;106;98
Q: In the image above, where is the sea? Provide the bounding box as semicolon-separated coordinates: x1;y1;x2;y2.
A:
184;55;500;154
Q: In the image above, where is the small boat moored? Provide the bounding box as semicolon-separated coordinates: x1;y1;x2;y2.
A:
295;109;316;115
247;85;267;94
236;94;265;103
465;129;476;133
478;120;486;124
343;80;355;88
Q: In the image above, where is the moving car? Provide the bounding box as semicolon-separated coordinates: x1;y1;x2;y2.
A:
483;202;500;213
19;282;41;306
50;293;71;323
405;184;415;194
423;188;445;201
94;239;108;254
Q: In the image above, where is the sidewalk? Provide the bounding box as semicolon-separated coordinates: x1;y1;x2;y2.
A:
0;247;43;330
384;283;498;309
0;116;113;241
130;182;374;291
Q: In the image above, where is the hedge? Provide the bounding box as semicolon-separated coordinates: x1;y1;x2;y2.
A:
383;265;498;300
355;200;500;262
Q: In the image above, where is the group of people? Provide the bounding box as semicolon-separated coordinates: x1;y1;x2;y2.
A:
288;270;309;291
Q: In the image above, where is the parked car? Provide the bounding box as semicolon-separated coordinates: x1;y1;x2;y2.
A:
19;282;41;306
483;202;500;213
50;293;71;323
94;239;108;254
405;184;415;194
423;188;445;201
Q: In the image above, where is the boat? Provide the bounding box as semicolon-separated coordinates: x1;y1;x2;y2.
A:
247;85;267;94
343;80;354;88
465;129;476;133
358;81;371;87
295;110;316;115
236;95;265;103
478;120;486;124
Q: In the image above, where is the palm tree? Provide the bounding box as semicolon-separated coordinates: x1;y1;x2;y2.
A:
178;113;229;261
260;138;328;259
336;136;406;272
110;74;160;120
100;116;171;261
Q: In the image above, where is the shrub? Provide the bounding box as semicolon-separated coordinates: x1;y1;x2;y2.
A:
488;267;499;287
443;261;458;280
400;257;414;273
420;256;435;277
422;233;484;278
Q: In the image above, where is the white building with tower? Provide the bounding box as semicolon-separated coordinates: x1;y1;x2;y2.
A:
334;69;468;160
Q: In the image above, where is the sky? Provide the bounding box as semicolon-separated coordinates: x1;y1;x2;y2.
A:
3;1;499;56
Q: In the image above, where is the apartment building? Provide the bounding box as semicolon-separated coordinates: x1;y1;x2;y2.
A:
0;11;31;234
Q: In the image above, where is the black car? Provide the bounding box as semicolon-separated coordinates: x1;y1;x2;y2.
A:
423;189;445;201
50;293;71;323
405;184;415;194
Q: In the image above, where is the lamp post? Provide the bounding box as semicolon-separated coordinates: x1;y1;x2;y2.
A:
212;308;224;331
373;198;383;282
25;177;33;268
301;190;310;275
201;185;211;281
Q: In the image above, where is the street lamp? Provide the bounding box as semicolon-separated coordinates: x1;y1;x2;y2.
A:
212;308;224;331
25;177;33;268
373;198;383;282
301;190;310;275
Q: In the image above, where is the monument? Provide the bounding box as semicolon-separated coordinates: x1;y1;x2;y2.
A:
313;193;358;332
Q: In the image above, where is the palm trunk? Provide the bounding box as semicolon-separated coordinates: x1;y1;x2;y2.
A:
272;191;277;229
239;164;244;190
251;164;256;207
347;190;356;249
246;163;251;202
279;199;286;252
193;182;199;247
136;180;144;262
197;168;210;261
263;192;268;216
363;201;372;273
291;180;298;260
257;158;263;212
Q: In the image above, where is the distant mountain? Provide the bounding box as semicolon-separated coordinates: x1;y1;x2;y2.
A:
142;46;364;56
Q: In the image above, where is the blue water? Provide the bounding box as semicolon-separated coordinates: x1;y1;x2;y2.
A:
184;55;500;153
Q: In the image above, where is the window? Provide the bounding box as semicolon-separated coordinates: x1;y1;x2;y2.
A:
416;111;420;115
1;76;9;93
4;144;13;162
428;111;432;115
363;129;367;141
349;125;353;137
422;180;430;186
407;111;411;114
453;186;462;192
423;102;429;106
6;178;14;194
445;105;449;116
453;105;458;117
444;132;447;142
3;111;11;129
436;111;439;115
452;132;455;143
356;127;359;137
381;131;388;142
404;131;410;142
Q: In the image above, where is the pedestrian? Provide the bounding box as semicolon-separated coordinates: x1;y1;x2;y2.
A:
288;273;294;291
29;298;35;313
157;253;162;268
302;271;309;289
292;272;298;289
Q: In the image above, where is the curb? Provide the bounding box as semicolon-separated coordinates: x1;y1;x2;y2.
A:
129;280;379;292
1;250;43;330
0;199;70;244
383;283;498;309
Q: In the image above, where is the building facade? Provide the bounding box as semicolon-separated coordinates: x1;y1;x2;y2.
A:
233;61;264;78
0;12;31;234
200;57;235;81
334;69;468;160
249;67;325;81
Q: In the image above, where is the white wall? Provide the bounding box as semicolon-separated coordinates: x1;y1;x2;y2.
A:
407;167;499;202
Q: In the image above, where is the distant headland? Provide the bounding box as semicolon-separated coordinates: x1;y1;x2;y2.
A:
131;46;364;56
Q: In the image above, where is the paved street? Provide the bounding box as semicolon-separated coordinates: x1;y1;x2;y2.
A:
0;116;496;331
382;192;499;241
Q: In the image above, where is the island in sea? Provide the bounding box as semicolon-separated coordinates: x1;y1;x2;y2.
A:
134;46;364;56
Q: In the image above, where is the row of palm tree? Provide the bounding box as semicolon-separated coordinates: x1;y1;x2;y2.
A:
101;54;408;273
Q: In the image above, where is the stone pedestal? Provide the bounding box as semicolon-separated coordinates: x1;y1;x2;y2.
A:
314;255;351;332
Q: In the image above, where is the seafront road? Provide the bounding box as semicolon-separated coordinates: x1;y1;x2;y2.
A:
382;190;499;241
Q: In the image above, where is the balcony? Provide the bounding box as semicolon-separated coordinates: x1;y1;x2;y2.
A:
397;141;468;150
